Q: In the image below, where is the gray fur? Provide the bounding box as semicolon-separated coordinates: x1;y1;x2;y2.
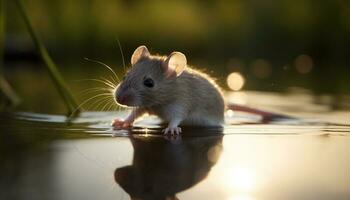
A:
115;54;225;127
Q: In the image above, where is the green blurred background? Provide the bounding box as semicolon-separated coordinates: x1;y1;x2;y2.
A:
2;0;350;113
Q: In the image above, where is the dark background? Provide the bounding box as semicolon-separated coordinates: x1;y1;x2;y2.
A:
3;0;350;113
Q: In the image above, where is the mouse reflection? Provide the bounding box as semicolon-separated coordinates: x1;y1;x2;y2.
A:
114;134;223;200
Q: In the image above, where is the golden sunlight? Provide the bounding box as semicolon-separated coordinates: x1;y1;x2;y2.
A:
142;128;150;136
226;91;247;105
228;194;256;200
227;72;245;91
227;167;256;192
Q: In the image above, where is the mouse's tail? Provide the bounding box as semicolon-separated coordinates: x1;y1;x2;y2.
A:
227;103;295;123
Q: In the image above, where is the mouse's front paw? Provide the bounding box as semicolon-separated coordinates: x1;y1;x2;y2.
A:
111;119;131;129
162;126;182;136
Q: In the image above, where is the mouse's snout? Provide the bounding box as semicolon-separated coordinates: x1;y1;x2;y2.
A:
116;93;132;105
114;84;136;106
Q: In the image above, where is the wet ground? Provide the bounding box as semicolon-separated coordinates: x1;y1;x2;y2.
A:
1;91;350;200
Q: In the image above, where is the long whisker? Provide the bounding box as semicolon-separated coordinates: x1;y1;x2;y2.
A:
100;101;112;112
79;87;112;96
99;99;111;112
87;96;113;111
68;93;114;119
93;96;114;111
85;98;106;111
76;78;115;89
106;100;117;112
109;76;117;85
115;37;126;72
84;57;120;83
108;99;118;110
100;77;117;88
111;102;119;112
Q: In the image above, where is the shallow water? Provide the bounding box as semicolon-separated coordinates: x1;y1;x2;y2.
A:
1;91;350;200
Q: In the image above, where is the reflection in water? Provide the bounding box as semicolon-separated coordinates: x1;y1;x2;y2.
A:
224;166;257;200
114;134;223;200
227;167;256;192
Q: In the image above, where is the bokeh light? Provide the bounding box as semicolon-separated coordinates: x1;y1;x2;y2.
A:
294;54;313;74
227;72;245;91
250;59;272;79
226;109;235;118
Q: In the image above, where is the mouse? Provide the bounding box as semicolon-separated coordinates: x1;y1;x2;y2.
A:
112;45;225;135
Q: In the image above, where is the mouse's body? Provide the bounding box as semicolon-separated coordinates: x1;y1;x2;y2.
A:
145;68;225;126
113;45;225;135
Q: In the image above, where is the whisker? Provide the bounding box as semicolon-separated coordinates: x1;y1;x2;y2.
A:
110;76;118;85
110;102;119;112
100;77;117;88
115;37;126;72
76;78;115;89
106;101;117;112
84;57;120;83
85;98;106;111
85;95;113;110
68;93;115;119
95;97;115;111
102;99;117;111
108;99;119;111
101;98;115;112
79;87;112;96
87;96;113;111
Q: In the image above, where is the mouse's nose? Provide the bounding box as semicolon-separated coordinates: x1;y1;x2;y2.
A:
115;85;133;106
116;94;132;105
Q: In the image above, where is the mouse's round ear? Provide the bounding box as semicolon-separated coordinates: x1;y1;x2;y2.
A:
131;45;150;65
162;52;187;78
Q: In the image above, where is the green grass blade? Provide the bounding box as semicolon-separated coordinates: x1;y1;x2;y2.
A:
0;0;4;74
0;0;21;109
13;0;80;115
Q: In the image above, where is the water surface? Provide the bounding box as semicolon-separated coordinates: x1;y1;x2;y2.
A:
1;92;350;200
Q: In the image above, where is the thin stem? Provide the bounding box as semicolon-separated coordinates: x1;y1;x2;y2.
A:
0;75;21;107
0;0;21;108
0;0;4;74
13;0;79;115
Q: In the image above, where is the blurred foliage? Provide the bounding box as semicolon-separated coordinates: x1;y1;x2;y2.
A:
2;0;350;113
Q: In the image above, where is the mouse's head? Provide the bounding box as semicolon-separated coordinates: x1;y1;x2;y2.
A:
114;45;187;107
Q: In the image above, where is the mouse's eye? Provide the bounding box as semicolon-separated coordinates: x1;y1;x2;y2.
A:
143;78;154;88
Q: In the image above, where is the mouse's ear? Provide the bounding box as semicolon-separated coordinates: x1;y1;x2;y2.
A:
163;52;187;78
131;45;150;65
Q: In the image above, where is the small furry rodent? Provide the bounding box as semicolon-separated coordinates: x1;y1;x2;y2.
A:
112;45;225;135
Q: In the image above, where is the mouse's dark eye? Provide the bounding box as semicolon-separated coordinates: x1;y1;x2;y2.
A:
143;78;154;88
